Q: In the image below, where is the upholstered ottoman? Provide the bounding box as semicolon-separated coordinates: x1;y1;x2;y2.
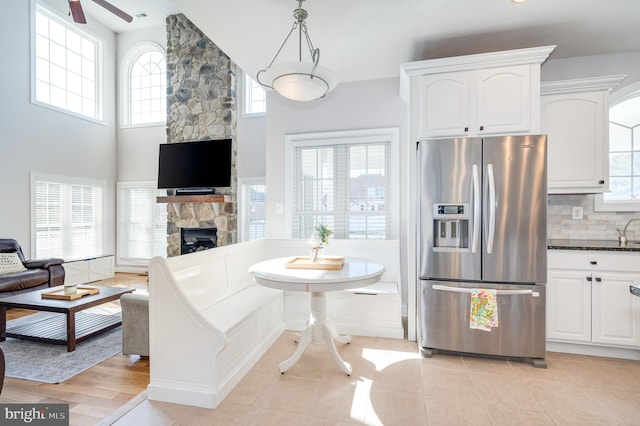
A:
121;293;149;356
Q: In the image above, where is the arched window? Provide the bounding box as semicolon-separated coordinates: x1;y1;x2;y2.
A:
122;43;166;126
597;83;640;211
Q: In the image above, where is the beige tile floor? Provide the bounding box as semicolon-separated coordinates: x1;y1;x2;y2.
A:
111;331;640;425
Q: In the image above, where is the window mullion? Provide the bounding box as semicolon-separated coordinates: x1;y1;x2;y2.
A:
289;132;395;240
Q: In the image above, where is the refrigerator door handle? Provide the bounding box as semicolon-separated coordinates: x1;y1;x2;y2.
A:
472;164;480;253
432;284;540;297
486;163;496;254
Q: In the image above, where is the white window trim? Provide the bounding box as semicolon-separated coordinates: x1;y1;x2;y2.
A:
283;128;400;239
120;41;167;129
238;177;266;242
242;71;266;118
30;171;107;259
30;0;105;125
594;81;640;212
116;181;166;271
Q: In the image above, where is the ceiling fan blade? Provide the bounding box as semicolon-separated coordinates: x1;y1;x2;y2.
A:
92;0;133;23
68;0;87;24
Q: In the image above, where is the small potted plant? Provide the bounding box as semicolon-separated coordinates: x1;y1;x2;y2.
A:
308;223;333;262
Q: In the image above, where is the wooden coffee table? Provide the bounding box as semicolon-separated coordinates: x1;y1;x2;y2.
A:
0;285;135;352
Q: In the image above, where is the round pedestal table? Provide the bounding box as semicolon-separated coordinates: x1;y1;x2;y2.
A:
249;256;385;375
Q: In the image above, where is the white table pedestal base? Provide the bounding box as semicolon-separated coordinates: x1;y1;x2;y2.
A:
279;291;352;375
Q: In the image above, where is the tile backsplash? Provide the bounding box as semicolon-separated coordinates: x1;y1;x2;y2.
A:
548;194;640;241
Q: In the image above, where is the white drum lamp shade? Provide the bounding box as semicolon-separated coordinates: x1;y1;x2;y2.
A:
257;0;337;102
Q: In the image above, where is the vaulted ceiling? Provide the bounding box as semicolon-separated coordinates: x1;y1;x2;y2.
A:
85;0;640;83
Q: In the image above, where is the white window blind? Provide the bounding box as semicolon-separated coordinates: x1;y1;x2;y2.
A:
289;130;396;240
239;179;267;241
33;174;104;260
117;182;166;265
33;3;102;121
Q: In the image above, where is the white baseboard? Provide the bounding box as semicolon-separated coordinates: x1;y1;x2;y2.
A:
546;341;640;361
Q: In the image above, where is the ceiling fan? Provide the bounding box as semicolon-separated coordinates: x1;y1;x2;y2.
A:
68;0;133;25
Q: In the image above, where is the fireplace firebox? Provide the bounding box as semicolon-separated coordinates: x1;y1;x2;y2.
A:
180;227;218;255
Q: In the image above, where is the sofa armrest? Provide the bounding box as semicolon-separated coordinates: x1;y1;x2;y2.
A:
23;258;65;269
48;264;65;287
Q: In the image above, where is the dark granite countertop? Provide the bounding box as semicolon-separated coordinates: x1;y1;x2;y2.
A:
548;239;640;252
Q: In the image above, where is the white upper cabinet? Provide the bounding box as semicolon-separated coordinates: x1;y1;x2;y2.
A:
416;66;533;138
475;66;532;135
401;45;556;140
416;71;471;138
542;76;626;194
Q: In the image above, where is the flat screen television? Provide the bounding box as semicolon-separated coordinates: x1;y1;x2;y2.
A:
157;139;232;193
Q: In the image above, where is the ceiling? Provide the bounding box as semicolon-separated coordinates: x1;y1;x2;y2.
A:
85;0;640;83
79;0;179;33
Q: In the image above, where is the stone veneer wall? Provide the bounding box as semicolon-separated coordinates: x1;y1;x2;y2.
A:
548;194;640;241
165;14;237;257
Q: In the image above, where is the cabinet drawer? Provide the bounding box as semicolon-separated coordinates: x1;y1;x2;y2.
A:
548;250;640;273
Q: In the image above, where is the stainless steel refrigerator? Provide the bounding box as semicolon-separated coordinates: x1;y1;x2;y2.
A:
418;135;547;367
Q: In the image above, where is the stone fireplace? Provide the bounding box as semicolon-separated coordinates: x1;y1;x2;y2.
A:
165;14;237;257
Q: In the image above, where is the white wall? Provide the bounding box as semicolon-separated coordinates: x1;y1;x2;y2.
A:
0;0;117;258
264;77;408;303
116;26;167;182
236;72;267;178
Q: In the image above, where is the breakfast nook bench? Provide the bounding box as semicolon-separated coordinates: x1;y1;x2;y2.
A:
146;238;402;409
146;239;284;409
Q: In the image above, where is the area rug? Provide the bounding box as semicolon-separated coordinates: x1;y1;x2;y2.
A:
1;311;123;384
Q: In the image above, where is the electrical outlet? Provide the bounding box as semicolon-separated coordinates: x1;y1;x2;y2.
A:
276;203;284;214
571;206;584;220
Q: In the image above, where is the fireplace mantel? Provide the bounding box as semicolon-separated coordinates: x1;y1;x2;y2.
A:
156;195;231;203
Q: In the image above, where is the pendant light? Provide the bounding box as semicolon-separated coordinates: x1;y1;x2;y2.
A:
257;0;337;102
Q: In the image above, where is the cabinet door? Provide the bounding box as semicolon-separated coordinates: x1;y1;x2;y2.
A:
416;72;471;138
475;65;532;135
542;91;607;193
592;272;640;347
546;270;591;342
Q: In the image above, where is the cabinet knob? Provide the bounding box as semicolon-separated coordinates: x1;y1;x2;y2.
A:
464;127;469;132
586;276;592;281
599;180;605;185
479;126;484;131
590;261;597;265
595;277;602;282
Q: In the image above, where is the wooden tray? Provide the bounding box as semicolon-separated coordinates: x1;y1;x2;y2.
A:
285;256;345;270
42;286;100;300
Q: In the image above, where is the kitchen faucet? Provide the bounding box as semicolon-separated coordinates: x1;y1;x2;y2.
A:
617;218;640;245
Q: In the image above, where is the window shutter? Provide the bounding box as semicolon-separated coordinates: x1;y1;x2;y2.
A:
34;176;104;259
239;180;267;241
117;182;166;264
291;135;392;240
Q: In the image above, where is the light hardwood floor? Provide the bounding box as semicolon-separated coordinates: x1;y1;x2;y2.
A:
0;273;150;426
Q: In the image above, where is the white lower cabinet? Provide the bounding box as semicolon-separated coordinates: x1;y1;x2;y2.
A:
547;251;640;349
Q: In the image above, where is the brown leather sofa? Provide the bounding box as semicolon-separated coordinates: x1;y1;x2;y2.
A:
0;239;65;295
